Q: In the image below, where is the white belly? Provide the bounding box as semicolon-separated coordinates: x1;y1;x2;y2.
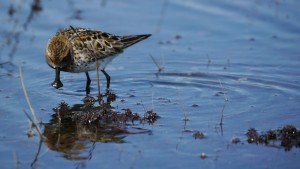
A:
71;55;117;72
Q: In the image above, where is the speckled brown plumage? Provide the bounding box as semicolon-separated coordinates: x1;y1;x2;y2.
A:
45;27;151;92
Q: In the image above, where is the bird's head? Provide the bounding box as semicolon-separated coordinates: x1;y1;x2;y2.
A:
45;35;72;69
45;35;72;89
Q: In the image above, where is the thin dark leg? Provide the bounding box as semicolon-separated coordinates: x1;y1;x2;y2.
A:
85;71;91;94
51;67;63;89
101;69;110;90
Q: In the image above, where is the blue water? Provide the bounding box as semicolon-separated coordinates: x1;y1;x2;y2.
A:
1;0;300;168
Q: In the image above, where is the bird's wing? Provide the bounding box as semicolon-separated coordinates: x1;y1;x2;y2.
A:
64;28;151;59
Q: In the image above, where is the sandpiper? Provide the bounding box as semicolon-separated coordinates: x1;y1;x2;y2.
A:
45;27;151;93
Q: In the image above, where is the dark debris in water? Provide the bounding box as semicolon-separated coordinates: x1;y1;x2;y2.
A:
191;104;199;107
193;131;205;139
231;137;241;144
246;125;300;151
53;96;159;126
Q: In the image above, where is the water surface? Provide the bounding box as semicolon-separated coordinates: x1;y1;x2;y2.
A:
0;0;300;168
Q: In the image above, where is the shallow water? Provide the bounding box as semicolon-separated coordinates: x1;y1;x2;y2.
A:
1;0;300;168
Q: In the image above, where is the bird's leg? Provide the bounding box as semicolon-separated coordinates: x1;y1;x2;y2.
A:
51;67;63;89
85;71;91;95
101;69;110;91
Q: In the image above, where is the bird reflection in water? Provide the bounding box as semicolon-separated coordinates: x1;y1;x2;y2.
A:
41;95;158;161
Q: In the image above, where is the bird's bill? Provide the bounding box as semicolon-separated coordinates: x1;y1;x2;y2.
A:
51;67;63;89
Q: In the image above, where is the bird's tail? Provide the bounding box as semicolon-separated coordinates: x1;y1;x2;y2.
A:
119;34;151;48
